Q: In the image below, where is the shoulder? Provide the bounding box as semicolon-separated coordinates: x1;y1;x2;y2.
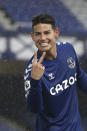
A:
57;41;73;48
56;42;75;54
56;41;78;63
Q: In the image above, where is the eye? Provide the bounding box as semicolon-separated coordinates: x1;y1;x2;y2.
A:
44;31;51;34
34;32;41;36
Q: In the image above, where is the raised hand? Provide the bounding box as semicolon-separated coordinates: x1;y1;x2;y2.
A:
31;52;46;80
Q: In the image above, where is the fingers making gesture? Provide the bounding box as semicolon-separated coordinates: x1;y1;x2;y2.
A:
31;52;46;80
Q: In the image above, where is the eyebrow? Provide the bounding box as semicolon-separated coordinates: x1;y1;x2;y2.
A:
34;30;52;34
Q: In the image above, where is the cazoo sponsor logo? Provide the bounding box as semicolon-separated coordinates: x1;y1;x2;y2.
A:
50;73;77;95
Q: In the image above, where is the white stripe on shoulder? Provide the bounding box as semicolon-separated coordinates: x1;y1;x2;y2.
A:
57;42;61;45
57;42;67;45
62;42;67;44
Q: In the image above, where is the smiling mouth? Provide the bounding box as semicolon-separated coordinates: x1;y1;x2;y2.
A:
40;43;49;46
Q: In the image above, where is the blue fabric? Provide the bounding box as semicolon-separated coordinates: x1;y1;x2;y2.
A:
24;42;87;131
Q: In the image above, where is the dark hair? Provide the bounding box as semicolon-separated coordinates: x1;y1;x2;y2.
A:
32;14;56;31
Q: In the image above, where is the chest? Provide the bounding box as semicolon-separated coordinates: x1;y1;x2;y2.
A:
42;55;77;96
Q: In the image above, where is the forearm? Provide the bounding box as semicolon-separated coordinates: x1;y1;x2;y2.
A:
78;68;87;93
26;78;43;113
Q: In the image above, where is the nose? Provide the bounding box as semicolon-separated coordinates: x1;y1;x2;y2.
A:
40;33;46;40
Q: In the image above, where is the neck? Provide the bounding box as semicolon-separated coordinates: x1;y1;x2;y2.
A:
45;50;57;60
39;48;57;60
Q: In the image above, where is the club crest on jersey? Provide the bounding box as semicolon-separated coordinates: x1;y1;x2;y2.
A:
67;57;75;69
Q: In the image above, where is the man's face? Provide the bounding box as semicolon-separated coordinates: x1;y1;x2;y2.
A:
31;23;59;52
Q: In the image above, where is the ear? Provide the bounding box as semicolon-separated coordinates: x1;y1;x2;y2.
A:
30;32;35;41
55;28;60;38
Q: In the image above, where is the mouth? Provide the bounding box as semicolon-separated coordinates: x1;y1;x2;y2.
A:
40;43;49;46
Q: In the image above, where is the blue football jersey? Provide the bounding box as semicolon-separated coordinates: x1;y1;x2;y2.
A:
24;42;87;131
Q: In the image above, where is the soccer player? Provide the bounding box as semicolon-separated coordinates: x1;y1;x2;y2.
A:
24;14;87;131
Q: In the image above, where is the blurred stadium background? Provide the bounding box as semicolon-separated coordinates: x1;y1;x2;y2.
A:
0;0;87;130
